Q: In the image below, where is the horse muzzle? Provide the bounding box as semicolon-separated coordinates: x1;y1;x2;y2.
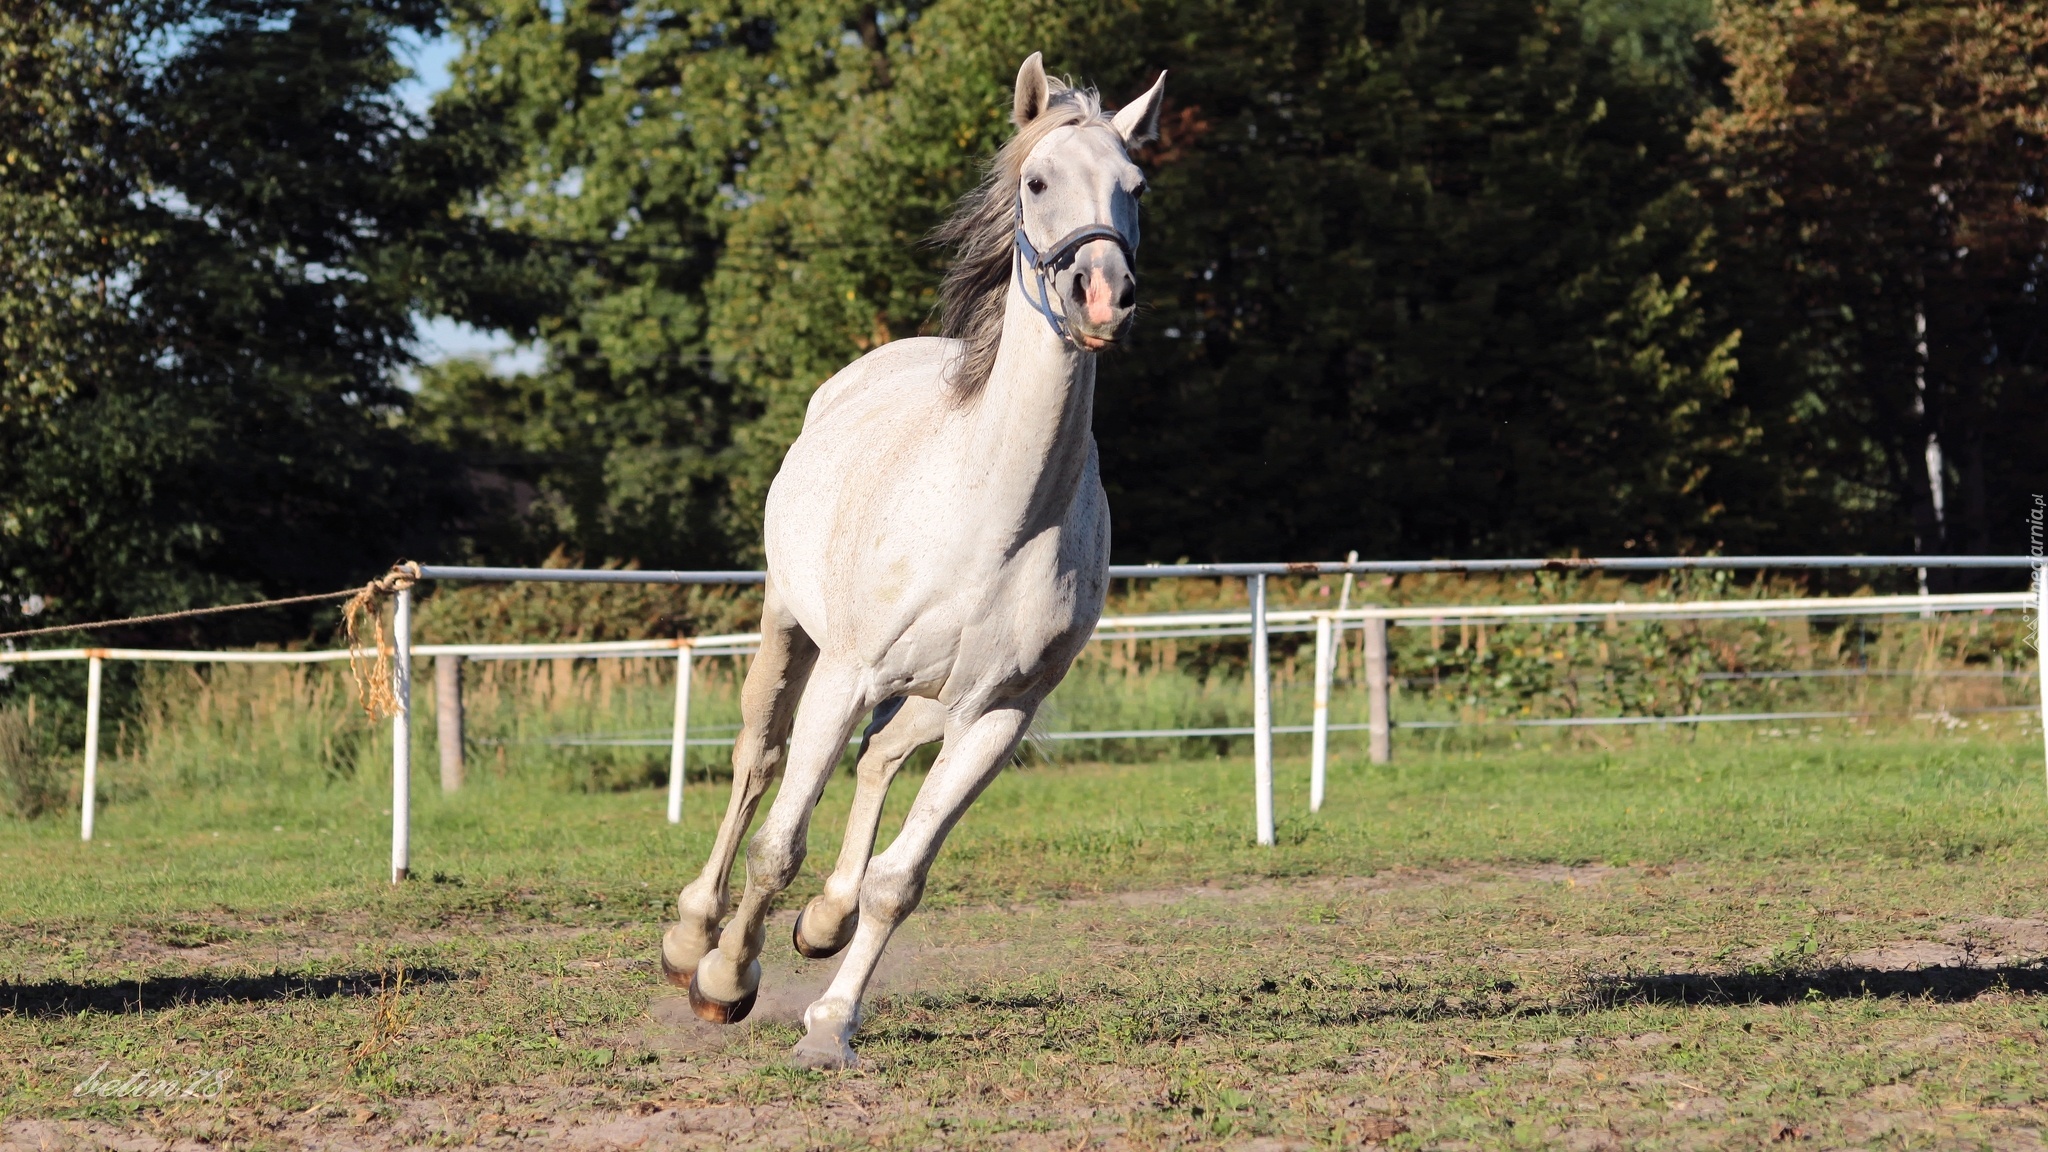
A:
1060;241;1137;350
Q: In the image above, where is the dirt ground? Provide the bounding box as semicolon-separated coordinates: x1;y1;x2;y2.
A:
8;858;2048;1150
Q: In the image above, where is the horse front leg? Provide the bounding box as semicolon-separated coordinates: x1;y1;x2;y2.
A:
688;658;873;1023
662;590;817;987
791;701;1033;1070
793;695;948;959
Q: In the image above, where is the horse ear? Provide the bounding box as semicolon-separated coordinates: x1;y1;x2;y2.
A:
1112;70;1167;149
1013;52;1050;129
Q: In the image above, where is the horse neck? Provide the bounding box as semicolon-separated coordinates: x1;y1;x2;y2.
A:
961;278;1099;533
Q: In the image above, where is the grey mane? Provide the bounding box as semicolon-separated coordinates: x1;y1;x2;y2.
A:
931;81;1110;398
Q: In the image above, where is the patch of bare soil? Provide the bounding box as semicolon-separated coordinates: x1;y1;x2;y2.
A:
1085;861;1624;910
1844;916;2048;971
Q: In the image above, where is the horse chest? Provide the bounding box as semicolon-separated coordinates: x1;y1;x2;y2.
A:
851;500;1105;702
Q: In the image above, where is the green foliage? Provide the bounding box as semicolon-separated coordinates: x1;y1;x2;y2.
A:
416;0;1105;562
1094;0;1749;560
410;549;763;643
0;1;156;430
419;0;1762;565
4;0;2042;706
1695;0;2048;559
0;0;499;655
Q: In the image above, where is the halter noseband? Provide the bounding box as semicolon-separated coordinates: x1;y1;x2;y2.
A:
1014;192;1136;345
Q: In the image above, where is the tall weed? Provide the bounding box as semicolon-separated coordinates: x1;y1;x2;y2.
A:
0;698;69;819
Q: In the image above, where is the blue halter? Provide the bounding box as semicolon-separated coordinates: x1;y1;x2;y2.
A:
1014;193;1136;345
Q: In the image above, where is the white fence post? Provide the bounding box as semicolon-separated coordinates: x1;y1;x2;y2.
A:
1366;613;1392;764
435;654;463;793
79;653;103;842
668;641;692;825
1251;574;1274;846
1310;613;1332;812
391;587;412;884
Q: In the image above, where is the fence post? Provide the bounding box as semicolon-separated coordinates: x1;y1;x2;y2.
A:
1366;612;1391;764
669;641;692;825
435;654;463;793
1310;614;1333;813
391;587;412;884
1251;574;1274;846
79;653;102;842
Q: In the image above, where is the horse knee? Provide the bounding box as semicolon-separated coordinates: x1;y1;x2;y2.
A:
733;737;782;785
745;829;807;892
859;856;925;926
854;748;902;791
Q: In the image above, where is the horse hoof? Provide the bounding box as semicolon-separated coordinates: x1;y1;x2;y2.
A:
687;970;757;1024
792;904;855;960
789;1034;858;1071
659;945;693;988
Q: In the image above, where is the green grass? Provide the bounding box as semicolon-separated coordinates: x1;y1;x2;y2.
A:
5;734;2048;1147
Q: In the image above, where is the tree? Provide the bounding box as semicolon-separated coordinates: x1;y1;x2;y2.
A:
420;0;1118;565
1088;0;1751;560
1695;0;2048;561
0;0;496;649
432;0;1753;565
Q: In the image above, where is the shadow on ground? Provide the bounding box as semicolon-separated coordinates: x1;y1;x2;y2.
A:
2;966;465;1018
1591;962;2048;1007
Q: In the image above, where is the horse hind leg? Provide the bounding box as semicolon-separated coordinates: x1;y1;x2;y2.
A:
661;588;818;989
793;695;946;960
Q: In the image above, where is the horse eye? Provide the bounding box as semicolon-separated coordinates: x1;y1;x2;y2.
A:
1027;177;1047;195
1132;181;1148;200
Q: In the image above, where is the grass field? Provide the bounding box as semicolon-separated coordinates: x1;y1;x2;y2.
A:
5;729;2048;1149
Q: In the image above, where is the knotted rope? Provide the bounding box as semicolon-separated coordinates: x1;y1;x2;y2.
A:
341;562;422;721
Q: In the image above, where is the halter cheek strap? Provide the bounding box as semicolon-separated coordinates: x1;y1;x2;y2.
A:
1014;193;1136;345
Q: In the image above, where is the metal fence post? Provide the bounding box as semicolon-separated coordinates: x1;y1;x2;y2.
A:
80;653;103;842
1310;614;1333;812
391;588;412;884
1366;613;1391;764
668;641;692;825
1251;574;1274;846
435;654;463;793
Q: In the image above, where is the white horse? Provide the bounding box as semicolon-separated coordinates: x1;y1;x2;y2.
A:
657;54;1166;1071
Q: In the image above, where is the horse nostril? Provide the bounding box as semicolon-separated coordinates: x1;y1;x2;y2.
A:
1071;273;1087;303
1118;281;1135;309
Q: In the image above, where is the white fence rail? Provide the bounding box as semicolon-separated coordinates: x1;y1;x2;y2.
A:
6;562;2044;877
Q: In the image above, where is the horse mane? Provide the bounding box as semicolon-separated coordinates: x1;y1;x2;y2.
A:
931;79;1110;399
